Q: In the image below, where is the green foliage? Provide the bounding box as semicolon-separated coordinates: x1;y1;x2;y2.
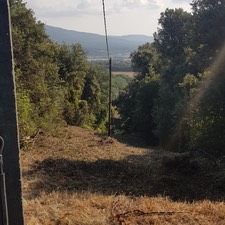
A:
58;43;88;125
131;43;160;78
116;0;225;156
115;43;160;144
57;44;110;132
16;91;36;137
131;75;160;144
151;2;225;153
180;70;225;156
85;65;109;132
11;1;65;138
154;8;191;60
12;0;225;157
112;74;132;100
11;1;113;139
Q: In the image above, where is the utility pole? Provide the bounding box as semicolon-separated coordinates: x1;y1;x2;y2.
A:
0;0;24;224
108;58;112;137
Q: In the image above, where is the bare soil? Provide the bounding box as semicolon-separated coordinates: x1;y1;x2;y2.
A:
21;126;225;224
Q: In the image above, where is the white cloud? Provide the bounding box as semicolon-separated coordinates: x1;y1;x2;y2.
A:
26;0;102;17
107;0;160;13
26;0;161;17
26;0;191;15
25;0;192;35
170;0;192;11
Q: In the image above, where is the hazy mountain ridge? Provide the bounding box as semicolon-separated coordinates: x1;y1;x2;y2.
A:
44;25;153;58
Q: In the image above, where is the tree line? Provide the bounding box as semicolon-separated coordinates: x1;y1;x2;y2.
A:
115;0;225;156
10;0;112;138
11;0;225;157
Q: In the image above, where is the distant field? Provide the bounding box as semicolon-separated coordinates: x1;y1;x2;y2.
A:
112;71;136;77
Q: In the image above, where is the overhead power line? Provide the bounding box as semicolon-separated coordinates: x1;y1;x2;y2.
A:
102;0;110;60
102;0;112;136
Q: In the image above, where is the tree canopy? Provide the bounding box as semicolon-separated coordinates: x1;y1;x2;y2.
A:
10;1;110;138
116;0;225;156
10;0;225;157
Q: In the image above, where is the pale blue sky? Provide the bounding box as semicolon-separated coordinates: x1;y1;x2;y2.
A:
25;0;192;36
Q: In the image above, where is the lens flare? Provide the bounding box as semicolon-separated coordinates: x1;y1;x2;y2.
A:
167;40;225;151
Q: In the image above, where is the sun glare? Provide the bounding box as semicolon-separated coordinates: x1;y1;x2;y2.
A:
167;40;225;150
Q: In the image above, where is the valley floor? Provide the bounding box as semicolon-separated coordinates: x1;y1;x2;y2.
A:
21;126;225;224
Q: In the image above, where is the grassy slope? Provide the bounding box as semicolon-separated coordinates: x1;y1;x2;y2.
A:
21;126;225;225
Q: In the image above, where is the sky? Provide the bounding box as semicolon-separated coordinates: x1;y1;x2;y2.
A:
25;0;192;36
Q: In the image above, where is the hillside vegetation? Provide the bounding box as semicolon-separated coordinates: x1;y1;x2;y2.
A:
12;0;225;157
10;0;225;224
22;126;225;224
116;1;225;157
11;0;113;138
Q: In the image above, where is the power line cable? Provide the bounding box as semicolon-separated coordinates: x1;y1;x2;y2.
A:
102;0;110;60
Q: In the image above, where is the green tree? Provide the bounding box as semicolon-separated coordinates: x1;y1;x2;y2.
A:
85;65;109;132
116;43;160;144
112;74;132;100
10;0;65;137
131;43;160;79
58;44;88;125
152;8;192;148
154;8;191;61
116;1;225;155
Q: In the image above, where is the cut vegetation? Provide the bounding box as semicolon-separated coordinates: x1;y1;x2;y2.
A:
21;126;225;225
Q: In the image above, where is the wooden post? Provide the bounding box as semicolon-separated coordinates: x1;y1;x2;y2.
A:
0;0;24;224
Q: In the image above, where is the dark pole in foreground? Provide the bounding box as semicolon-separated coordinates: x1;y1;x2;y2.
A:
108;58;112;136
0;0;24;224
0;137;8;225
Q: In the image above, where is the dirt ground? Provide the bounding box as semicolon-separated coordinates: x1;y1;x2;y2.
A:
21;126;225;224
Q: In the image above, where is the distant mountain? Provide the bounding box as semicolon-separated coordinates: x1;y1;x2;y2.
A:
112;35;153;43
44;25;153;58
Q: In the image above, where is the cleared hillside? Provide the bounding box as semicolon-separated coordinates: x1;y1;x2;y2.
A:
21;126;225;224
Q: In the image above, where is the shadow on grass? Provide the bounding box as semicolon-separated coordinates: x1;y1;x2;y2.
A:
113;133;150;148
23;151;225;202
110;118;158;148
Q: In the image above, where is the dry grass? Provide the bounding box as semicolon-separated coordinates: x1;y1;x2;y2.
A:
21;126;225;224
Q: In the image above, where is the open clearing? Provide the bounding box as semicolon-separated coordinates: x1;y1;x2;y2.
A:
21;126;225;224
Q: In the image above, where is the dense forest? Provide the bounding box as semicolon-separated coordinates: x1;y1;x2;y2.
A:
116;0;225;156
11;0;225;157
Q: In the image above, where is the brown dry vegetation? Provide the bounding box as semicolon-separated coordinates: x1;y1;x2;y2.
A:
21;126;225;224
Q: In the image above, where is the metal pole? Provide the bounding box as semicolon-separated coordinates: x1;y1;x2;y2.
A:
0;0;24;224
108;58;112;136
0;137;8;225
